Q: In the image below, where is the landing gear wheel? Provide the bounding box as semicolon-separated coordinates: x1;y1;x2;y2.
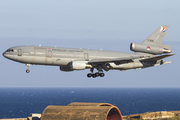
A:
100;73;105;77
26;69;30;73
87;73;92;78
92;74;97;78
95;72;100;77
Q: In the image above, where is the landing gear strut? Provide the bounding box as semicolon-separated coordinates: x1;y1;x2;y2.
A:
26;64;30;73
87;65;105;78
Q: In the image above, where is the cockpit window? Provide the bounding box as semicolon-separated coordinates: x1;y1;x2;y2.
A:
6;49;14;52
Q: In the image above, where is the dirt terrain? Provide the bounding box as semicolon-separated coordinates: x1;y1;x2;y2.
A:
123;111;180;120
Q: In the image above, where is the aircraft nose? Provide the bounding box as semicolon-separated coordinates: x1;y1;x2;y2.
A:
2;52;6;58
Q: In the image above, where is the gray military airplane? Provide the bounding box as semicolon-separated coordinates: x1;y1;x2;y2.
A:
3;25;174;78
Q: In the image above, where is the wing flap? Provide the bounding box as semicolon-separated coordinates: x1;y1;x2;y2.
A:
140;54;175;62
88;56;141;64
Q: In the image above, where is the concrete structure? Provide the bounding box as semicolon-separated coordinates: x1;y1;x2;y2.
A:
29;113;41;118
0;114;41;120
41;102;122;120
0;103;122;120
67;102;113;106
28;113;41;120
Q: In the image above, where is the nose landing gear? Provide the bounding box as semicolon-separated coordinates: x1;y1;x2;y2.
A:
26;64;30;73
26;69;30;73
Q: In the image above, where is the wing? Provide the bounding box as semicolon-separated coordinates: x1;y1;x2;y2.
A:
140;54;175;62
88;54;174;64
88;56;142;64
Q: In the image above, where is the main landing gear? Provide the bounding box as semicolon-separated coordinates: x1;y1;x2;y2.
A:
26;64;30;73
87;65;105;78
87;72;105;78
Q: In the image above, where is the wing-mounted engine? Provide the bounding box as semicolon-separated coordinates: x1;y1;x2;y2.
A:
60;61;92;72
60;65;73;72
130;43;171;55
71;61;92;70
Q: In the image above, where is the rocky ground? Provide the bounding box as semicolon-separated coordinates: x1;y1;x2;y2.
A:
123;111;180;120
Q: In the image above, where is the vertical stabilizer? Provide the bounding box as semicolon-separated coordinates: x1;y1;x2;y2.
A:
142;25;169;45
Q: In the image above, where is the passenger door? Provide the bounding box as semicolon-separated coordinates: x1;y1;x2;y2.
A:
47;51;52;57
18;49;22;56
46;49;53;64
84;53;89;61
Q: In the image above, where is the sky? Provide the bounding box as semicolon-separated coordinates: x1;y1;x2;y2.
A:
0;0;179;88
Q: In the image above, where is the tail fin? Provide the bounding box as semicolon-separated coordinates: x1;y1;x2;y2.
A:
142;25;169;45
131;25;171;54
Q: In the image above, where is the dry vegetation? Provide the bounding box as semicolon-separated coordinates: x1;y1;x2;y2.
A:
123;111;180;120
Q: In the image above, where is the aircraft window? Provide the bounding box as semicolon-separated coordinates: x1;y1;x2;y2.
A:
6;49;14;52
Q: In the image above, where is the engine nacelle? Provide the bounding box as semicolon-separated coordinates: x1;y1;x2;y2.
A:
71;61;91;70
60;66;73;72
130;43;171;55
60;61;92;71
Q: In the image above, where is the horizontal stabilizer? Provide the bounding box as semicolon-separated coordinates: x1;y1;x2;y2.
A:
140;54;175;62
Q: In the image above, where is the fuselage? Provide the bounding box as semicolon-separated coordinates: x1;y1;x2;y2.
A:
3;45;144;71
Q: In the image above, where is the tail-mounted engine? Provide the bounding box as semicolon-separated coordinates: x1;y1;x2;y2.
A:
130;43;171;55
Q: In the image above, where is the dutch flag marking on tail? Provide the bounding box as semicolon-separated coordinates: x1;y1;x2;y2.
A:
160;26;166;32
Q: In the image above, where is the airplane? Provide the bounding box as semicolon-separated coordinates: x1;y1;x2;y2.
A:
2;25;174;78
